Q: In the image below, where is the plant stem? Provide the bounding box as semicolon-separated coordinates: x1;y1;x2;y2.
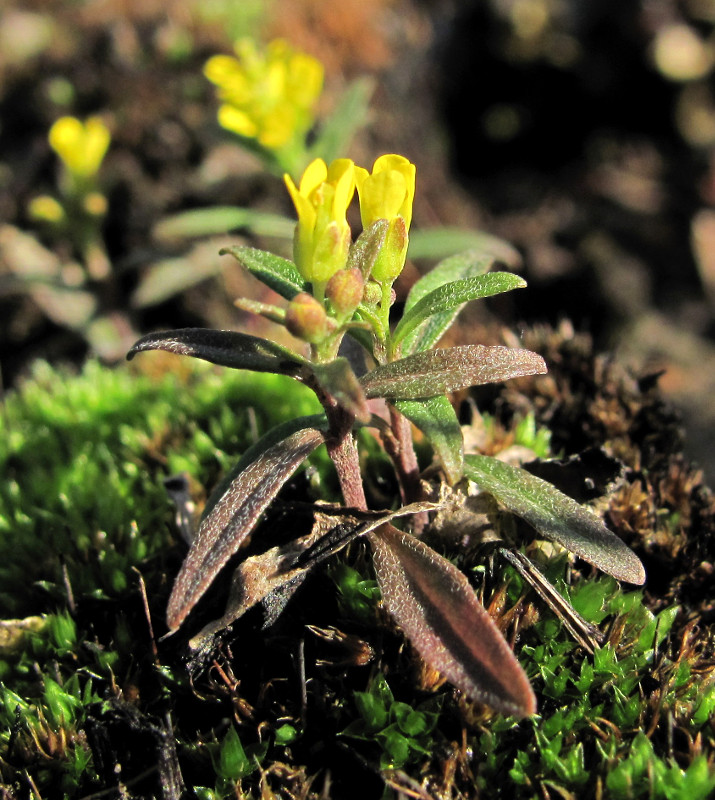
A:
311;378;368;510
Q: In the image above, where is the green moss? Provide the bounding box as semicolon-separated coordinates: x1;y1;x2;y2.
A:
1;358;713;798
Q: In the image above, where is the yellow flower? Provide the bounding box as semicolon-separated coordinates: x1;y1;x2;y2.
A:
205;39;323;151
48;116;111;180
284;158;356;288
354;155;416;282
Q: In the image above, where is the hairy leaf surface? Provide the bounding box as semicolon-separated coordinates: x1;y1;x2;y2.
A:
361;345;547;399
463;454;646;584
401;251;494;354
166;425;327;631
127;328;306;376
391;272;526;350
394;396;464;484
369;524;537;717
220;245;306;300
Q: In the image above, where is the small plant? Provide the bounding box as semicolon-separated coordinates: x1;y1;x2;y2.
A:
128;154;645;717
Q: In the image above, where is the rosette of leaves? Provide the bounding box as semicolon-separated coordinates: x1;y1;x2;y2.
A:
127;225;645;718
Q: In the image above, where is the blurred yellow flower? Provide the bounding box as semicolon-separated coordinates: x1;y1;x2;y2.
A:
284;158;355;287
205;39;323;151
28;195;65;224
48;116;111;180
355;155;416;282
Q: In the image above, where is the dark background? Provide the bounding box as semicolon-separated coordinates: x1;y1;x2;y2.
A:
2;0;714;477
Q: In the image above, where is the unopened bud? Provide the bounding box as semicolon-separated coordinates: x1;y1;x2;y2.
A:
362;281;382;306
325;267;364;316
371;216;409;283
285;292;329;343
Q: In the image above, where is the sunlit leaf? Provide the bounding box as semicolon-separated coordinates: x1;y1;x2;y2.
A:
361;345;547;399
369;524;537;717
401;250;493;354
391;272;526;351
219;245;306;300
394;396;464;484
127;328;306;376
463;454;646;585
166;425;327;631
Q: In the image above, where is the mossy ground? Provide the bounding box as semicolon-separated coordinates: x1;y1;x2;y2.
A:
1;326;714;799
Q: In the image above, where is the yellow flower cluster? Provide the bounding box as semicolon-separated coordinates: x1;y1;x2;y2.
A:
205;39;324;151
48;116;111;180
284;154;416;289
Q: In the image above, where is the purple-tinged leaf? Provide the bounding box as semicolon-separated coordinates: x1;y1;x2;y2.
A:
463;454;646;585
369;525;537;717
311;358;370;422
166;425;326;632
401;251;494;354
219;245;306;300
361;345;547;400
127;328;306;376
394;396;464;484
189;501;441;649
391;272;526;350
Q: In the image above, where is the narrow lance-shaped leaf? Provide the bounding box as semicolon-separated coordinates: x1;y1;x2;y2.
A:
154;207;295;242
127;328;307;376
391;272;526;351
369;524;537;717
166;425;327;632
219;245;306;300
394;396;464;484
463;454;646;585
361;345;547;400
401;251;494;354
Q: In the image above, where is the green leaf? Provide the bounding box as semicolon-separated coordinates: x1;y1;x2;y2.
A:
219;245;306;300
407;227;521;264
153;207;295;241
392;272;526;351
395;396;464;484
401;251;493;353
369;524;536;717
127;328;307;376
307;77;373;165
361;345;546;400
463;454;646;585
218;726;251;781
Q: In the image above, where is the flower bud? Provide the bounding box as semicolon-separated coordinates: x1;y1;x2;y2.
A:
325;268;364;316
362;281;382;306
285;292;329;343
